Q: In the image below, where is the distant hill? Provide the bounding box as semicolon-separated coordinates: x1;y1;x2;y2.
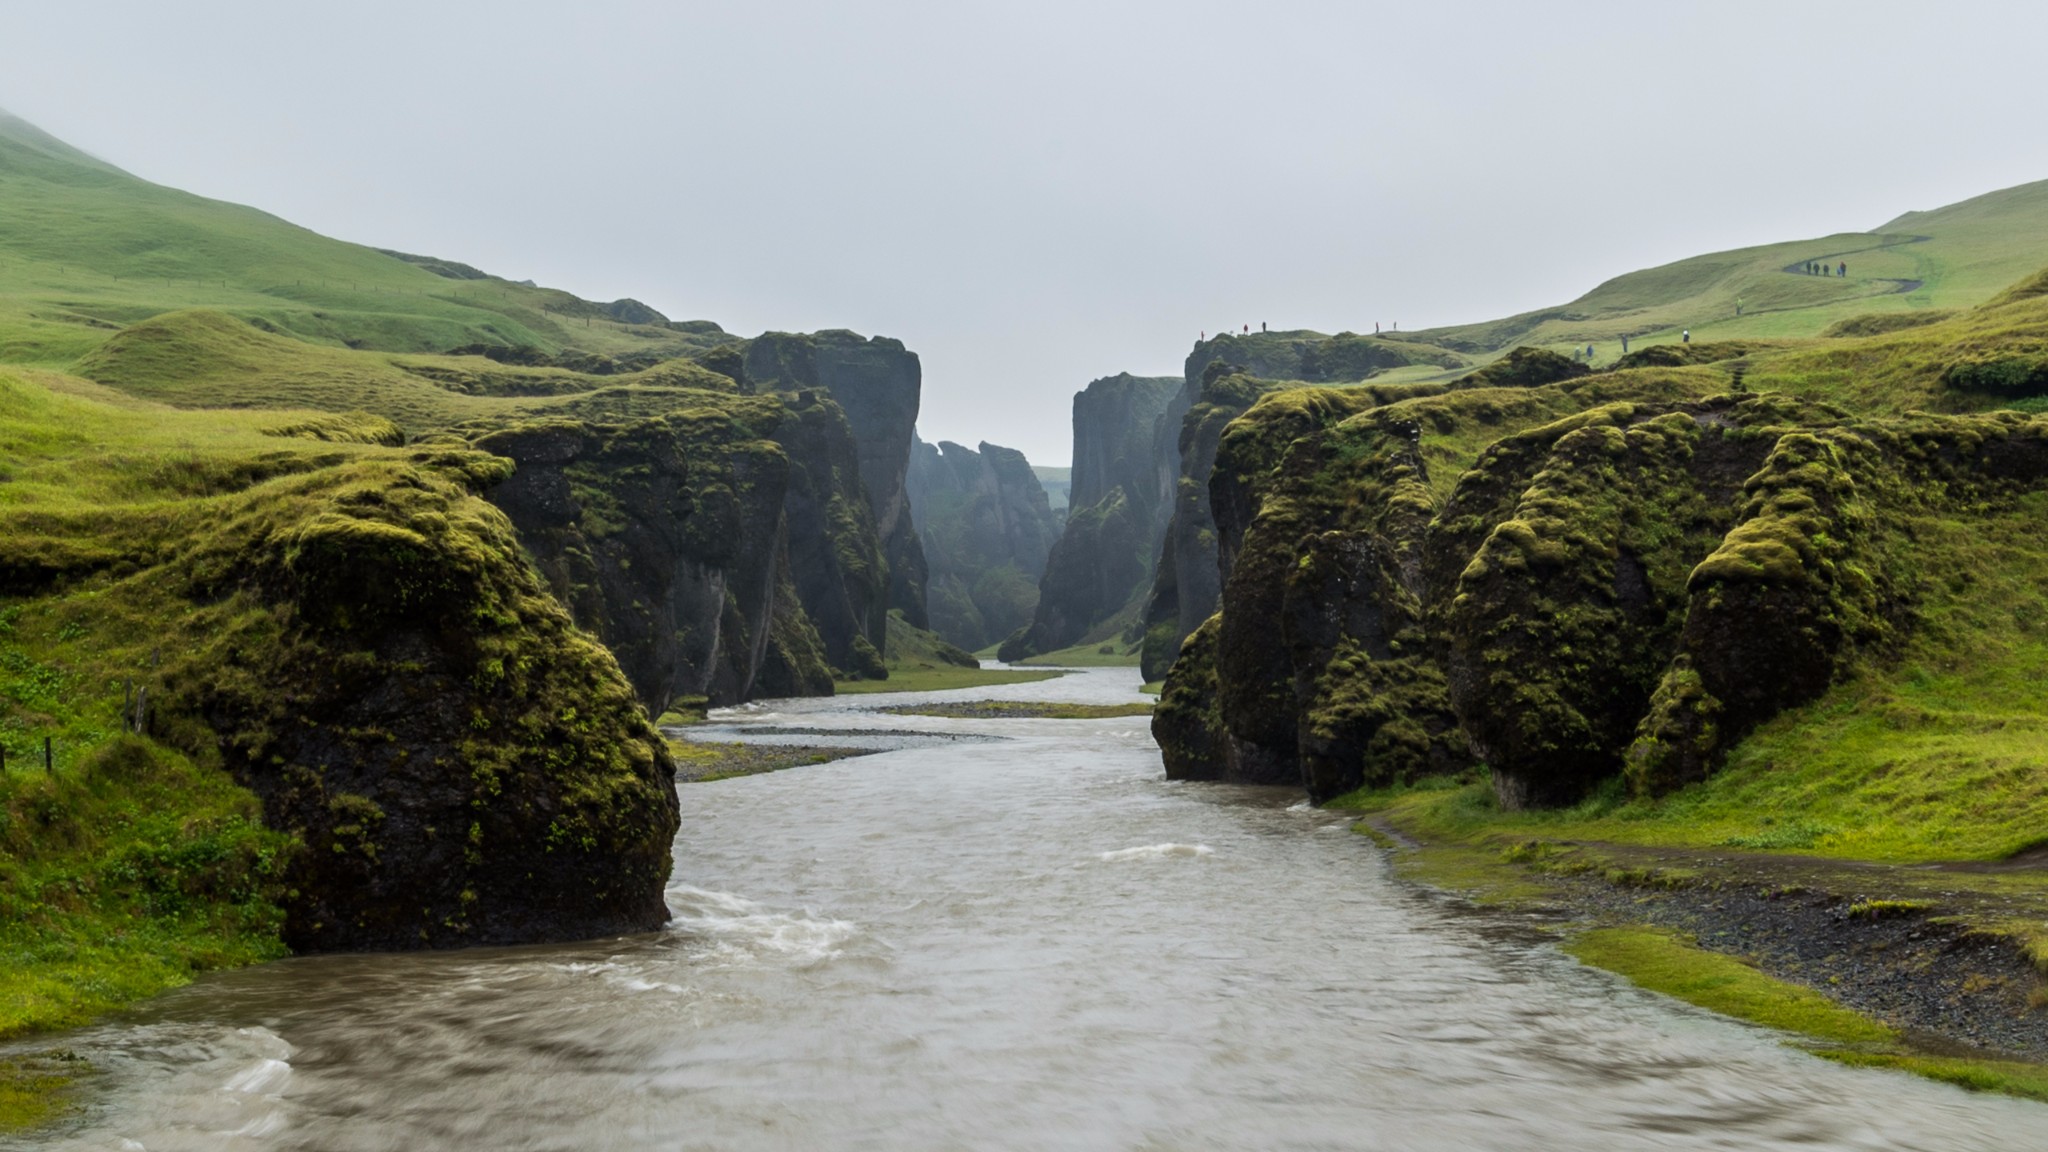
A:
0;107;723;368
1404;178;2048;362
1033;465;1071;514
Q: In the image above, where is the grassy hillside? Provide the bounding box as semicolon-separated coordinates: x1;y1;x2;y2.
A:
1163;273;2048;840
1375;178;2048;368
0;366;689;1125
0;111;772;1124
0;109;728;371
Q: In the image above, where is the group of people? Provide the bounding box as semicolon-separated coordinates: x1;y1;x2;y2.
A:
1802;260;1848;277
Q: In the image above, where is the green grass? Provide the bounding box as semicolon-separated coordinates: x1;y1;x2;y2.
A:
665;738;864;783
1331;474;2048;865
0;738;289;1039
1567;927;2048;1104
1567;927;1897;1045
872;701;1151;719
0;110;734;420
0;1049;88;1130
1408;178;2048;360
0;364;675;1126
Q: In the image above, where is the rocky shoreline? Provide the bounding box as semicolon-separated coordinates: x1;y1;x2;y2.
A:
1364;816;2048;1066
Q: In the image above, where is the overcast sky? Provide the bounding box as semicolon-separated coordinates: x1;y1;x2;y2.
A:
8;1;2048;462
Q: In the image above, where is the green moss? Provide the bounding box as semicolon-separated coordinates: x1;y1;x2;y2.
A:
1566;927;1898;1045
0;365;678;1032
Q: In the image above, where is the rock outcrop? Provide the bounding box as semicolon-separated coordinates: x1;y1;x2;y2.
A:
906;436;1061;651
473;398;824;710
1139;344;1585;680
1000;373;1179;659
745;331;929;638
1151;361;2048;808
155;450;682;950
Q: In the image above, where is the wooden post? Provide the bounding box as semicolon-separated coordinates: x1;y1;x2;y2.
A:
43;736;52;773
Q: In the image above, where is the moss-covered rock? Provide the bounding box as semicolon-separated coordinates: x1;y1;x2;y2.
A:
147;455;681;950
1153;615;1240;781
472;399;794;710
1451;346;1591;391
1161;342;2048;811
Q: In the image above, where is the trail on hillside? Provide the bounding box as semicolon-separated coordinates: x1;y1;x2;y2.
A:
1778;232;1931;296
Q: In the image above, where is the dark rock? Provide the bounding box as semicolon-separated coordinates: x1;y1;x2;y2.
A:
473;404;801;710
745;330;929;634
181;459;679;951
1006;373;1178;658
603;298;670;326
906;436;1061;651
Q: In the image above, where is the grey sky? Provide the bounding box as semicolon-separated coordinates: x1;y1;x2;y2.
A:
8;1;2048;463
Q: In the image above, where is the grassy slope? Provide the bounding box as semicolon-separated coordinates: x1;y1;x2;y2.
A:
0;111;748;1125
0;109;724;372
1310;288;2048;860
1393;178;2048;365
0;371;381;1119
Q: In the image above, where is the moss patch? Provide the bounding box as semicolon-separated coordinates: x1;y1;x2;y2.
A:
1567;927;1897;1045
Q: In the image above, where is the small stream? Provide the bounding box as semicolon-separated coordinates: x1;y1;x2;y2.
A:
13;667;2047;1151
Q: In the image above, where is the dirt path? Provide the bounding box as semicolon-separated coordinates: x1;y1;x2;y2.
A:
1779;232;1930;296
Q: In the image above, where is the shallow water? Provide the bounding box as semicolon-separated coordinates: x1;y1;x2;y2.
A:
16;667;2048;1151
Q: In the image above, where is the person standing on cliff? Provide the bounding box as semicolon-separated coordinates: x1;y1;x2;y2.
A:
1682;329;1691;343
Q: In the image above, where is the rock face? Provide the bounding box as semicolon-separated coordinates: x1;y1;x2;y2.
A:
1140;345;1589;680
475;400;826;710
1151;361;2048;808
745;331;929;639
479;384;890;695
906;436;1062;651
1001;373;1179;659
174;451;681;950
770;390;891;680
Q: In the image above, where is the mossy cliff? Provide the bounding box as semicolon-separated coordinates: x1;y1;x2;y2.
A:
744;330;929;638
467;395;836;709
1152;333;2048;809
1001;373;1178;660
0;373;679;958
906;436;1061;651
1137;335;1506;680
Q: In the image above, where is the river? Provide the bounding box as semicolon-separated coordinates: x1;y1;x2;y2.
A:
13;667;2048;1151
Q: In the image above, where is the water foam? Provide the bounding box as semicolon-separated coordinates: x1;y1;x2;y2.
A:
665;884;858;966
1098;843;1214;862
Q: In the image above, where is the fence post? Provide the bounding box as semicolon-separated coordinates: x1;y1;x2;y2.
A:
44;736;52;773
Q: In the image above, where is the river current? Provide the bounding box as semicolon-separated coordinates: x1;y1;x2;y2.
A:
14;667;2048;1150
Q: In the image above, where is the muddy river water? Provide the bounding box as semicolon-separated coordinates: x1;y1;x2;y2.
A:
15;667;2048;1150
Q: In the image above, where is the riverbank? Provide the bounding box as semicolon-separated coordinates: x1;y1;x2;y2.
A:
1344;783;2048;1101
665;737;875;783
870;701;1152;720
